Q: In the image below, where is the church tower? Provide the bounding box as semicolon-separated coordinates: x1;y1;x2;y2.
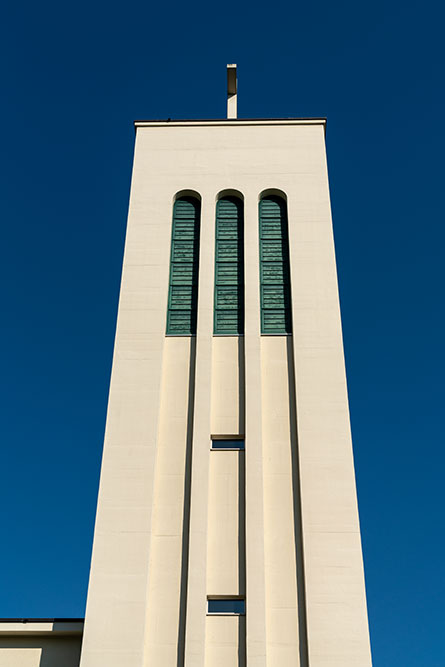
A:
79;66;372;667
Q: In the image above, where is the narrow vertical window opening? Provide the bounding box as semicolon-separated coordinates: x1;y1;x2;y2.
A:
166;195;201;335
214;196;244;334
259;195;292;334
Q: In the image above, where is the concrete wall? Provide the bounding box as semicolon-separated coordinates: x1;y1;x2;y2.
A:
0;622;83;667
0;638;81;667
80;119;372;667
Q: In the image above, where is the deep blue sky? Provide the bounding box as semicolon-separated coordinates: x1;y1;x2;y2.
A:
1;0;444;663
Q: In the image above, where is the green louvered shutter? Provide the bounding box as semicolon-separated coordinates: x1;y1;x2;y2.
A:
259;196;292;334
166;197;201;335
214;197;244;334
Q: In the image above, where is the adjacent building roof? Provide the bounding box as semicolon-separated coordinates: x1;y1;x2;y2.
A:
0;619;84;636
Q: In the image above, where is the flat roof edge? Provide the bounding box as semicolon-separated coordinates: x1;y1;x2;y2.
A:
134;118;327;128
0;619;84;622
0;619;84;637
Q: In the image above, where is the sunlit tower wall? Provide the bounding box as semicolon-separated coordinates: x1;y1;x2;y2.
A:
80;67;372;667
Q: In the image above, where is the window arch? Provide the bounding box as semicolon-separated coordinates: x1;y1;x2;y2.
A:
166;195;201;335
214;194;244;334
259;194;292;334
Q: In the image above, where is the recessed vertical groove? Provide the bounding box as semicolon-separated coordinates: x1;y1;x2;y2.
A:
238;451;246;667
177;338;197;666
238;338;245;436
238;338;246;666
286;337;309;667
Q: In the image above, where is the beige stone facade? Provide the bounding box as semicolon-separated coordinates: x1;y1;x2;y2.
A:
0;115;372;667
79;117;372;667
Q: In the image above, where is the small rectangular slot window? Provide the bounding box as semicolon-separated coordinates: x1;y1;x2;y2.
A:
211;438;244;450
207;598;245;615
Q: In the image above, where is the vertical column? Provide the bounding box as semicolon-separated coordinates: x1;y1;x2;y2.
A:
208;336;245;596
261;336;302;666
210;337;244;435
288;126;372;666
184;192;215;666
208;191;245;666
244;191;267;667
143;337;196;665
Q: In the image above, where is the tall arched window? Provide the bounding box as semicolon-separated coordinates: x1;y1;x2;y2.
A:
214;195;244;334
259;194;292;334
166;195;201;335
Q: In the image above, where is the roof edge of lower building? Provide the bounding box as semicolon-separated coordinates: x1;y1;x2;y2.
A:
0;619;84;636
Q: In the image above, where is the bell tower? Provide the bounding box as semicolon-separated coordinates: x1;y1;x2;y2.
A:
80;66;372;667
